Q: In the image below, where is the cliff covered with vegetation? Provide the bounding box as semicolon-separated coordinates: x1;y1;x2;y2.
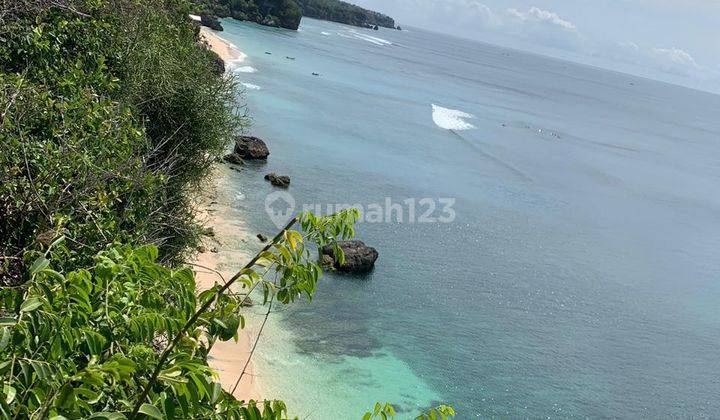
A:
194;0;303;30
296;0;395;28
194;0;395;30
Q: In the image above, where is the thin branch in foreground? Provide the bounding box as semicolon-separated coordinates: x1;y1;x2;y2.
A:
230;295;274;395
128;216;298;419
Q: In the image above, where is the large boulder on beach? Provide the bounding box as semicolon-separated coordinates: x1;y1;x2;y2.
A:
321;240;379;274
234;136;270;160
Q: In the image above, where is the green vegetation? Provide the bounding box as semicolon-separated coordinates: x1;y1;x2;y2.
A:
296;0;395;29
193;0;395;31
1;0;242;275
364;402;456;420
1;0;452;418
0;211;361;418
193;0;303;30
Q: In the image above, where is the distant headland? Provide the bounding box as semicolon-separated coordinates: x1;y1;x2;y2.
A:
193;0;399;31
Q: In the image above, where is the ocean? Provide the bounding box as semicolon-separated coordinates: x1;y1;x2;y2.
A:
215;17;720;418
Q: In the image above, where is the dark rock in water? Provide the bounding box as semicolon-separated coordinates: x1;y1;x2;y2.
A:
223;153;244;165
321;254;335;267
264;172;290;188
321;240;378;273
312;72;320;76
200;14;223;31
396;26;402;30
233;136;269;160
373;25;379;30
257;233;268;242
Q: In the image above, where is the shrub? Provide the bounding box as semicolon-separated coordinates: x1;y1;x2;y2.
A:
0;0;244;277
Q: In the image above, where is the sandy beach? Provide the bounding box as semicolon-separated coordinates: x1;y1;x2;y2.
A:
200;26;248;63
192;166;264;402
192;27;261;402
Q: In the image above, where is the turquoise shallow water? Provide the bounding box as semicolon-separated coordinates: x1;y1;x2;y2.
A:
216;17;720;418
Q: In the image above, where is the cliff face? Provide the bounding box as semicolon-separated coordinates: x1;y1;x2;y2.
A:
196;0;302;30
195;0;394;31
296;0;395;28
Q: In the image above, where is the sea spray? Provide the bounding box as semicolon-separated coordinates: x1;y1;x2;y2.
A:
431;104;476;130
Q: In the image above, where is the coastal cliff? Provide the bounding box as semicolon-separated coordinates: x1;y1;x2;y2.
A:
194;0;395;30
296;0;395;29
194;0;303;29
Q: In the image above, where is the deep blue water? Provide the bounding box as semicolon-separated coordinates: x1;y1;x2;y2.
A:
216;17;720;418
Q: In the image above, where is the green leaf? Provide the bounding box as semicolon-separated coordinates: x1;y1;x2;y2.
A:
0;328;10;350
139;403;164;419
0;318;16;327
29;257;49;276
20;297;43;313
56;384;76;411
4;385;16;404
47;235;66;252
40;268;65;282
88;413;127;420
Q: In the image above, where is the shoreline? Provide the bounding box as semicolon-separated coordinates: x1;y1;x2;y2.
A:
200;26;248;64
193;168;264;402
192;27;262;402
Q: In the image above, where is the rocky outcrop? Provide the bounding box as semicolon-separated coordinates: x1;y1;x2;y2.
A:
223;153;244;165
200;14;224;31
264;173;290;188
233;136;269;160
296;0;395;29
321;240;378;273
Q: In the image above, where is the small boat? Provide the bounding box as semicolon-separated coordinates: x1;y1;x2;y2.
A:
312;72;320;76
265;51;272;55
286;56;296;60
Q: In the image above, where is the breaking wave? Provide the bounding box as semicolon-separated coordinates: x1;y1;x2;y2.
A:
348;30;392;46
235;66;257;73
241;83;261;90
431;104;476;130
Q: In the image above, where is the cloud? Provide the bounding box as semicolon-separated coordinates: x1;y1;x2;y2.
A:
423;0;501;28
504;7;583;49
616;42;709;78
354;0;718;91
506;6;577;31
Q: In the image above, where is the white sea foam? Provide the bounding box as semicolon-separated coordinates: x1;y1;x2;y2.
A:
235;66;257;73
241;82;261;90
321;31;332;35
348;30;392;46
431;104;476;130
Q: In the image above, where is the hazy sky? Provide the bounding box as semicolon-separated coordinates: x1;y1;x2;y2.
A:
352;0;720;93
